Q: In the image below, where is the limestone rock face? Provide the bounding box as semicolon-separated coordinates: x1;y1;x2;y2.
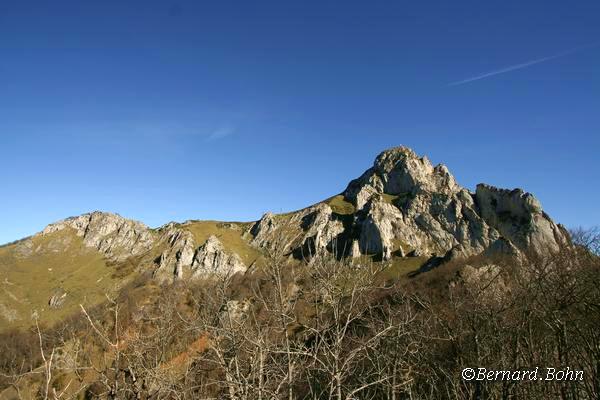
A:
153;225;197;280
358;199;401;260
250;212;279;249
342;146;566;261
41;211;156;261
176;238;196;277
192;235;247;276
249;203;345;259
248;146;567;264
345;147;458;209
298;203;345;257
475;184;568;253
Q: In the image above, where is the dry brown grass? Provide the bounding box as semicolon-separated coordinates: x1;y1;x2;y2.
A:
324;194;356;215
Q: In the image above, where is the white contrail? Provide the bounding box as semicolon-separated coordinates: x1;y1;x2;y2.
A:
206;125;235;141
448;44;597;86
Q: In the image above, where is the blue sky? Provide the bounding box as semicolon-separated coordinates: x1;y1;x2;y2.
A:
1;1;599;244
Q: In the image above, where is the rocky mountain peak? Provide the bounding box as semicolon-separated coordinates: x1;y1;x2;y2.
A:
372;146;426;176
251;146;569;266
344;146;459;209
40;211;156;261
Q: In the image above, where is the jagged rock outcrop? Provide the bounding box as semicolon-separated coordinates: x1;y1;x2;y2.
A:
345;148;459;208
298;203;345;257
358;199;401;260
344;147;493;259
474;184;568;253
248;146;567;265
41;211;156;261
249;203;345;259
345;147;567;261
192;235;246;276
250;212;279;248
152;227;249;281
153;224;197;280
38;212;250;282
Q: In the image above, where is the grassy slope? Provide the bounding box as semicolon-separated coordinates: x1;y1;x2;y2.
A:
379;256;429;280
183;221;264;266
0;229;125;331
324;194;356;215
0;196;424;330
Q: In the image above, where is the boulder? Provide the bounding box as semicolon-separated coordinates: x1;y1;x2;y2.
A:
49;289;67;309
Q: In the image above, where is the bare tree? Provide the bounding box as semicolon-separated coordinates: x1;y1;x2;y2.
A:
294;255;393;400
252;235;303;400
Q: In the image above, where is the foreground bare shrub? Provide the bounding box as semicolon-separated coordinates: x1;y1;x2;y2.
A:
2;229;599;399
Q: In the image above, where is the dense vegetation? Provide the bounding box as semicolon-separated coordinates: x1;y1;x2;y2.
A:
1;230;599;399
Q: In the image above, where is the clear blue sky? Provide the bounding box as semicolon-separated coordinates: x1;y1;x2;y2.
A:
1;1;599;244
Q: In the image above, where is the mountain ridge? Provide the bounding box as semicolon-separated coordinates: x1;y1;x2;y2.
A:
22;146;571;272
0;146;570;327
21;146;566;259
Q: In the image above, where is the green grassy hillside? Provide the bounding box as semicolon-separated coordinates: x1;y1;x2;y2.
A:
0;229;128;331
